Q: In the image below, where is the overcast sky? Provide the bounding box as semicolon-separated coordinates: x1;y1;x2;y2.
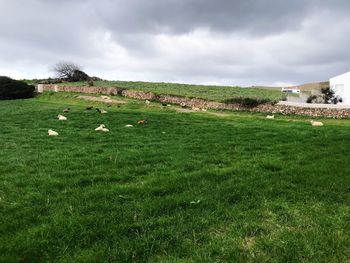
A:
0;0;349;86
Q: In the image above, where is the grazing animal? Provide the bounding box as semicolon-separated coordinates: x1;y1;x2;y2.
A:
95;124;109;132
145;100;151;105
125;124;133;128
311;120;324;126
266;115;275;119
138;120;148;125
48;129;58;136
62;108;70;113
96;108;107;114
86;106;93;110
57;114;67;121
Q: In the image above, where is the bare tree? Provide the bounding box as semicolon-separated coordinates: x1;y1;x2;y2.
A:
51;61;82;80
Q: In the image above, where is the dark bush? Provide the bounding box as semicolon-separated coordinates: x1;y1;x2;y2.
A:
307;88;342;104
90;76;102;81
0;76;35;100
224;97;271;107
306;95;317;103
70;70;90;82
87;79;94;86
321;87;342;104
321;87;335;104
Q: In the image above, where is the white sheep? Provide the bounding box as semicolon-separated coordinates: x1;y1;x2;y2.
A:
310;120;324;126
100;109;108;114
266;115;275;119
125;124;133;128
57;114;67;121
95;124;109;132
48;129;58;136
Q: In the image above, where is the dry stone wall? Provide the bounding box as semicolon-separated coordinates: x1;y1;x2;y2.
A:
40;85;350;118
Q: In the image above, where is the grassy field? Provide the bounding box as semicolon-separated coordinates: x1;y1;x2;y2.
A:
57;80;286;103
1;92;350;262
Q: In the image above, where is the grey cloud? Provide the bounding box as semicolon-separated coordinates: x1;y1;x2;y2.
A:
95;0;311;35
0;0;350;85
94;0;350;35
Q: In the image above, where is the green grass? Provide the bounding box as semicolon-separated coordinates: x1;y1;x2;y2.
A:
1;92;350;262
58;80;285;103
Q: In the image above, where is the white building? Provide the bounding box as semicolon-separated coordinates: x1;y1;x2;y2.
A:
330;71;350;105
281;87;300;94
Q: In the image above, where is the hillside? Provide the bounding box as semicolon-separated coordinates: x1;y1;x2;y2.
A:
57;80;285;103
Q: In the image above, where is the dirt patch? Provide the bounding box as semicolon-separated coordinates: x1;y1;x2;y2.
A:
175;108;230;117
207;112;230;117
176;108;196;113
77;95;127;104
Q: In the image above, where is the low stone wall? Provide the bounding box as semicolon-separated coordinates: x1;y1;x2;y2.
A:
40;85;350;118
252;104;350;118
121;90;157;100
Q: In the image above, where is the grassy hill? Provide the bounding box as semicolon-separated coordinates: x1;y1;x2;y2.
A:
1;92;350;262
58;80;286;103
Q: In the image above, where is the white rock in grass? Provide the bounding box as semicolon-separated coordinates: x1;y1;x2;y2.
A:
57;114;67;121
145;100;151;105
100;95;110;100
311;120;324;126
100;109;108;114
48;129;58;136
125;124;133;128
266;115;274;119
95;124;109;132
190;200;201;204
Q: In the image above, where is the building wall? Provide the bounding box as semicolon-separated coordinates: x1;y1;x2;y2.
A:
330;72;350;105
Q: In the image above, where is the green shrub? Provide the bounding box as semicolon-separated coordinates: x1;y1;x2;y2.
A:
0;76;35;100
224;97;271;107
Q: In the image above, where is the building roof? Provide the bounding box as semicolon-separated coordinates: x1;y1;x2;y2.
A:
330;71;350;80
